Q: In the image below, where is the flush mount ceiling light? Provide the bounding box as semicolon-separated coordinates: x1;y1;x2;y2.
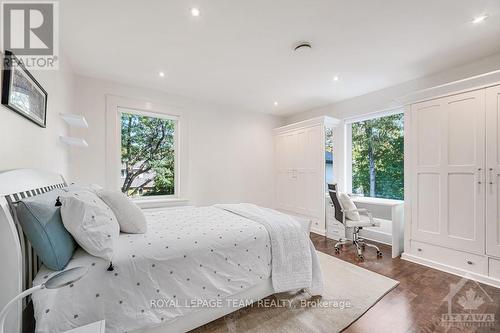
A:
191;7;200;17
333;75;339;82
472;14;488;24
159;71;165;77
274;101;279;106
293;41;312;52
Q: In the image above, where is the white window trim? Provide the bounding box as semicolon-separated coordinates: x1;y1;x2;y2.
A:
344;106;403;124
344;107;404;197
344;122;353;194
105;95;189;204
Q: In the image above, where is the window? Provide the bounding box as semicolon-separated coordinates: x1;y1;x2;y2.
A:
120;110;177;198
325;127;334;186
348;112;404;200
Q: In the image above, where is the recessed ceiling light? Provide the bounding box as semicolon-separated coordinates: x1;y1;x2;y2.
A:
159;71;165;77
274;101;279;106
191;8;200;17
333;75;339;81
472;15;488;24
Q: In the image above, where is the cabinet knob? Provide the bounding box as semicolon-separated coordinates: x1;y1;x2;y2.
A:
467;260;473;265
417;248;422;252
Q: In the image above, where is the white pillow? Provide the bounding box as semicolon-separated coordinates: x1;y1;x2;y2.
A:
339;193;360;221
97;190;147;234
60;190;119;261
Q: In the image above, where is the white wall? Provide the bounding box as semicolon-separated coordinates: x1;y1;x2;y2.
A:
69;75;283;207
0;53;75;175
285;52;500;191
0;56;75;333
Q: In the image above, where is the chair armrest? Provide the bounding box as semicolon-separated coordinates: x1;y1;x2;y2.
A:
345;208;374;223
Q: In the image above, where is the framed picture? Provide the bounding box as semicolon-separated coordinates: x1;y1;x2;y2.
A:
1;50;48;128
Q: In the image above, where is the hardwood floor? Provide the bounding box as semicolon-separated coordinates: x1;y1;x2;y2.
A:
310;233;500;333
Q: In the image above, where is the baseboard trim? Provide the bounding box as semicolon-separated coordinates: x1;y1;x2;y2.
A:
401;253;500;289
312;227;393;245
359;229;392;246
311;228;346;241
311;227;325;235
311;227;325;236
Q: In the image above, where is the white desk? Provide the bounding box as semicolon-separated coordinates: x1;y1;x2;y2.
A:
352;197;404;258
64;320;105;333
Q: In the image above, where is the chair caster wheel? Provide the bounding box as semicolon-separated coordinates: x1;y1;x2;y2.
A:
377;251;383;257
358;254;364;260
334;248;340;254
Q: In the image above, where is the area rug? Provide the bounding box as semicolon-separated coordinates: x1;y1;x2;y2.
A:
193;251;399;332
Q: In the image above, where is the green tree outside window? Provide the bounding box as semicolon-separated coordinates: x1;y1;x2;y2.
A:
120;112;176;197
351;113;404;200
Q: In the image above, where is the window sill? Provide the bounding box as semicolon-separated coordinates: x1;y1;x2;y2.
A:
351;196;403;207
132;197;190;209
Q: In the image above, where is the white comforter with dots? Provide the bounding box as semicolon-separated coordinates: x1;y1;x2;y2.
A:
32;205;313;333
215;203;323;295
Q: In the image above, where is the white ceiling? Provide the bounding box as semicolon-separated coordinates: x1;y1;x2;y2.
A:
61;0;500;115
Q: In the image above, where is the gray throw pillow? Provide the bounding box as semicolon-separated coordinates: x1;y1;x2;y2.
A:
16;190;77;271
97;190;147;234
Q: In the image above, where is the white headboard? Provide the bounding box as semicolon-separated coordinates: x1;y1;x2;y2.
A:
0;169;67;333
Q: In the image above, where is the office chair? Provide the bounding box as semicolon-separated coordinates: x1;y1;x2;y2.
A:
327;183;382;260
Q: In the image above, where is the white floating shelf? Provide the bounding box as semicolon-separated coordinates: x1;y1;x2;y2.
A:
60;113;88;128
60;136;88;147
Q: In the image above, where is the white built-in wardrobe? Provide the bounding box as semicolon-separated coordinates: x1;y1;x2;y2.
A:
404;84;500;287
274;116;339;234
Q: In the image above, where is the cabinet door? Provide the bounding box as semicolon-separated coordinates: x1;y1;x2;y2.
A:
295;125;324;219
275;133;288;210
411;98;444;245
486;85;500;258
275;132;296;211
294;126;324;219
443;91;485;253
275;125;325;225
411;90;485;253
294;129;308;215
307;125;325;221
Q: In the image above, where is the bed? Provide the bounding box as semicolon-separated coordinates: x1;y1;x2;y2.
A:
0;169;321;333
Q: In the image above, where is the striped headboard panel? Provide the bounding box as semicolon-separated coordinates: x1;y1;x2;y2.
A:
4;182;67;304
